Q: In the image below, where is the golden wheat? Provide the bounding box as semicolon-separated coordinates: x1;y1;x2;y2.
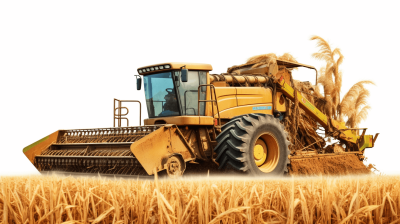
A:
1;174;399;223
339;81;375;131
311;35;376;128
311;35;344;120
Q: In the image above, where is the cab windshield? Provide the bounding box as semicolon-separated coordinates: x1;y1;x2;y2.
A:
143;70;207;118
143;72;180;118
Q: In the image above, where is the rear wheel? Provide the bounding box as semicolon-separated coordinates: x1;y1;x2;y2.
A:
214;114;290;176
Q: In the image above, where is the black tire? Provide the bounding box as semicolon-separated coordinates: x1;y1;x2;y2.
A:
214;113;290;176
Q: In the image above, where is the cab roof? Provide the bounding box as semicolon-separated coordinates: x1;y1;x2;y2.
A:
137;62;213;75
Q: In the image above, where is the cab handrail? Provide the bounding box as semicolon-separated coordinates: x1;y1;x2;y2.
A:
197;84;221;126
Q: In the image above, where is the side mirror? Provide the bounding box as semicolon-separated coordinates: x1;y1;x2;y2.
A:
181;69;188;82
135;75;142;90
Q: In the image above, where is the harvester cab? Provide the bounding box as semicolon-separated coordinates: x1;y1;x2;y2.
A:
24;60;378;178
138;63;210;121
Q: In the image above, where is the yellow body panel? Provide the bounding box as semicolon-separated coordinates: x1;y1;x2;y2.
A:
275;92;286;112
330;120;375;150
210;87;274;119
277;77;328;126
23;131;59;164
236;87;272;107
130;125;195;175
218;104;273;118
199;116;214;125
214;87;238;112
144;116;214;126
331;120;358;143
362;135;374;148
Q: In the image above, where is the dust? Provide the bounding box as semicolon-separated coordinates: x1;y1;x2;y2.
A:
289;154;370;176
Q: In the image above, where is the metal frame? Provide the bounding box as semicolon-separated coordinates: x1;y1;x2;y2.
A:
114;99;141;127
34;125;163;175
276;59;318;85
58;125;160;144
198;84;221;126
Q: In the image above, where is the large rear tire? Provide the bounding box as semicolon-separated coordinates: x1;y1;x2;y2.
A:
214;114;290;176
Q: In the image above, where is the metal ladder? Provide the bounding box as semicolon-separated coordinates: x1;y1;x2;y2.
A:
114;99;142;127
197;84;221;149
197;84;221;127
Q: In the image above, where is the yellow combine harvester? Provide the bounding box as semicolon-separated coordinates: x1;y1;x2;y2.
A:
23;61;379;177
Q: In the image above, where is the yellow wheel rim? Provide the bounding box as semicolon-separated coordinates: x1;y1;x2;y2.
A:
254;133;280;173
254;139;267;166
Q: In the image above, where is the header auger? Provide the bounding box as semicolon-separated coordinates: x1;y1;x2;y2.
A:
24;60;379;177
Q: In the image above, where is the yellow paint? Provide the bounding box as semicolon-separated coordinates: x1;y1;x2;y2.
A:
199;116;214;125
277;78;328;126
209;87;273;119
331;119;358;144
254;145;264;159
275;92;286;112
144;116;214;126
130;125;195;175
254;139;267;167
236;87;272;106
213;87;238;113
217;104;273;119
23;131;59;164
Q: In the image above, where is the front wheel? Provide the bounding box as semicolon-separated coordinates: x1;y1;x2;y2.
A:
214;114;290;176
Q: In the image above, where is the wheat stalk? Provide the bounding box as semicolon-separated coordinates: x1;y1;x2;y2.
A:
0;175;399;223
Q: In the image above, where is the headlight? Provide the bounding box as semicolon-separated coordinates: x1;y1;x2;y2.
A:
165;64;171;69
150;67;154;71
159;66;164;69
138;69;142;73
154;67;159;70
146;68;150;72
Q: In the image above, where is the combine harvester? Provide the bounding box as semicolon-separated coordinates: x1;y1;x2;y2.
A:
23;60;379;177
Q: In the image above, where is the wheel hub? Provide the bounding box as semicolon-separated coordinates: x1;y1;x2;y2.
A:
253;139;267;166
253;145;264;160
169;162;179;173
166;156;183;178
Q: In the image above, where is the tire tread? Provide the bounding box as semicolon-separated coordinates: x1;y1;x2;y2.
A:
214;113;291;175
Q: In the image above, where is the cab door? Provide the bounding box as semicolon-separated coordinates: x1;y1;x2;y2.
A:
174;70;206;116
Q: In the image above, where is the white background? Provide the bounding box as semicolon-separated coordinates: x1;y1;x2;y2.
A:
1;1;398;176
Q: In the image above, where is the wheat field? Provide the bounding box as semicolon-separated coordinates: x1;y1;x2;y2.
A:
1;174;399;224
